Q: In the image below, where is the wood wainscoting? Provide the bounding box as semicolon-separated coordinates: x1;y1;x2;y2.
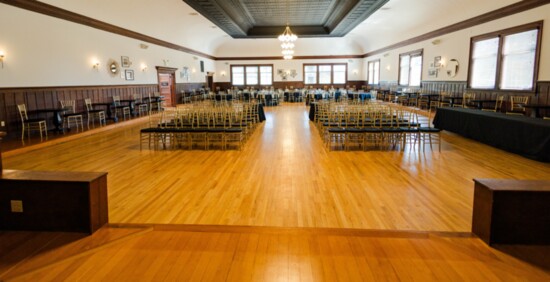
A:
0;84;158;138
211;81;367;92
175;82;207;103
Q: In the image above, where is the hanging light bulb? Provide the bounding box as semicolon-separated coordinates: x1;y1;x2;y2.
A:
279;0;297;60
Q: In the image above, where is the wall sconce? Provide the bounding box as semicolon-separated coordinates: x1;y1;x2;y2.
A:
192;68;196;73
0;51;6;69
353;70;358;75
386;65;391;71
220;71;226;77
92;59;100;70
141;64;148;72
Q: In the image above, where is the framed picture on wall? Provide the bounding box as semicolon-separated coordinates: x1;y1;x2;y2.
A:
121;56;131;67
200;60;204;73
434;56;442;67
125;69;134;80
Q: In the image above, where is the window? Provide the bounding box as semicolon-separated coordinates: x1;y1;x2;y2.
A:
304;65;317;84
259;66;272;85
246;66;258;85
368;60;380;85
399;50;422;87
469;22;541;91
232;66;244;86
304;64;347;85
231;65;273;86
319;65;332;84
333;65;346;84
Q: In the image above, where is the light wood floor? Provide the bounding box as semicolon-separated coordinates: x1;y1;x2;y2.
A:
2;103;549;280
1;225;549;281
4;103;549;231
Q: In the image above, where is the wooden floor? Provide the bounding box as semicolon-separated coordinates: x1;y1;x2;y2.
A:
1;224;549;281
1;103;549;280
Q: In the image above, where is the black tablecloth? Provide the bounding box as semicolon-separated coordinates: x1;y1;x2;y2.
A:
309;103;316;121
258;104;266;122
433;107;550;162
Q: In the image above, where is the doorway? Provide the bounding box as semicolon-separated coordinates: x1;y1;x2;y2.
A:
156;66;178;107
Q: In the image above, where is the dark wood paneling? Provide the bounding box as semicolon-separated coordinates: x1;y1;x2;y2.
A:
364;0;550;57
210;81;366;92
536;81;550;117
0;169;108;234
472;179;550;245
0;84;158;138
175;82;206;103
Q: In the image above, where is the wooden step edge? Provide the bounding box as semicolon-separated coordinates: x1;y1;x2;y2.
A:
108;223;473;239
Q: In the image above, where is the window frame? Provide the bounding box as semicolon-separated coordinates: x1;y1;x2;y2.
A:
367;60;380;85
467;21;542;92
398;49;423;87
303;63;348;85
230;64;274;86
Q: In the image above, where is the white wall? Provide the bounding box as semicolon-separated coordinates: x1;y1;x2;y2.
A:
0;4;214;88
213;58;364;84
364;4;550;83
213;37;363;58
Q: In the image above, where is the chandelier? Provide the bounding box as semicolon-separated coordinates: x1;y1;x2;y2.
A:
278;1;297;60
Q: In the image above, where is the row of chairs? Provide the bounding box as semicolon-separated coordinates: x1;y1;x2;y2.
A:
315;101;441;151
140;102;261;150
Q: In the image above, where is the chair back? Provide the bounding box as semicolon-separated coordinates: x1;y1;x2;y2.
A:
133;93;143;102
60;100;76;114
17;104;29;122
113;96;121;106
510;96;529;112
462;92;475;107
495;95;505;111
84;98;94;112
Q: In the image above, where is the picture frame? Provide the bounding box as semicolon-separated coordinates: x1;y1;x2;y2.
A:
121;56;131;68
428;67;438;77
434;56;442;68
125;69;134;80
181;67;190;82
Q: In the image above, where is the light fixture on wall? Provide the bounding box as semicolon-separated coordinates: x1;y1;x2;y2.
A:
141;63;148;72
220;71;226;77
353;70;358;75
92;59;100;70
0;51;5;68
279;0;297;60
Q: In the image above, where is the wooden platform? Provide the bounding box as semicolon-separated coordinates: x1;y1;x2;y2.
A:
1;103;549;279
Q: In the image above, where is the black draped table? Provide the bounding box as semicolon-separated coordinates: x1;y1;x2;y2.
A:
257;104;266;122
433;107;550;162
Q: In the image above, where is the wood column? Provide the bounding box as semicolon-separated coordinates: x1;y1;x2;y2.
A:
0;132;5;173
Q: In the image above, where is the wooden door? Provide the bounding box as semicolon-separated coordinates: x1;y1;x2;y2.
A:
156;66;178;107
207;75;214;91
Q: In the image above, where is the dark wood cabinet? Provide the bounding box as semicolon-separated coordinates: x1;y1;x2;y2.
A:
472;179;550;245
0;170;108;234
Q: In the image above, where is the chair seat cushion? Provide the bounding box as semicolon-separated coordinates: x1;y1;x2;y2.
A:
328;128;346;133
419;127;441;132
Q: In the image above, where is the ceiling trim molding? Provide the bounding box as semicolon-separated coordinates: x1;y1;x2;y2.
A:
217;55;364;61
1;0;548;62
0;0;216;60
363;0;550;58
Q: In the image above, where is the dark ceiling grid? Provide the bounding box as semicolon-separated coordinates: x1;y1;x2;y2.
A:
182;0;389;38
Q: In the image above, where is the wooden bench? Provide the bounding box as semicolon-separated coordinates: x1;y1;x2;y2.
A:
472;179;550;245
0;169;108;234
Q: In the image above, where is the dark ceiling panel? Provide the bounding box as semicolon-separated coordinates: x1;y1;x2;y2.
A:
182;0;389;38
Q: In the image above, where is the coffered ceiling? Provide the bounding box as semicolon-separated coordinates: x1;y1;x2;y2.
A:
182;0;389;38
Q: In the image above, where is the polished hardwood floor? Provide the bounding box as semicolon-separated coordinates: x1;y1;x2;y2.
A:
1;103;549;280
